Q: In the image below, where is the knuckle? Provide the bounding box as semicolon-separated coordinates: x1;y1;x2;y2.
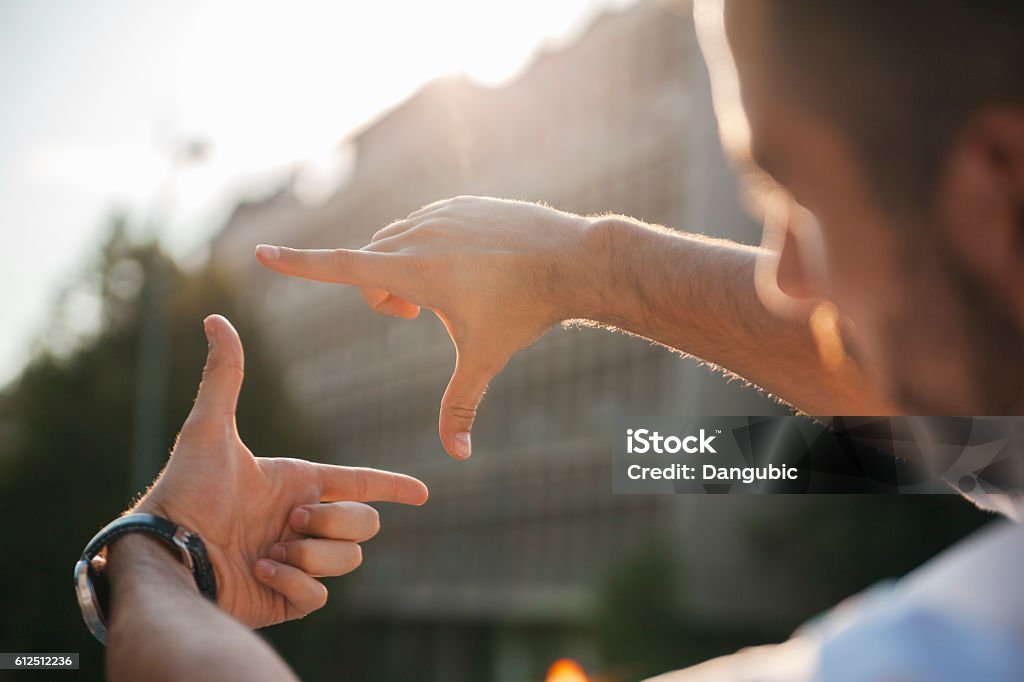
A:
416;199;443;214
355;471;370;500
373;221;400;241
204;358;245;380
445;403;478;421
413;218;445;236
292;542;313;565
329;248;350;270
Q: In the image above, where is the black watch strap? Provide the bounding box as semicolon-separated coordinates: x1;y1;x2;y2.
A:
74;513;218;644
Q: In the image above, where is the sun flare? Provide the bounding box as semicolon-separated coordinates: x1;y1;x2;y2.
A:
545;658;588;682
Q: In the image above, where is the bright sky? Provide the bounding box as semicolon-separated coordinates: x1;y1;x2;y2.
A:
0;0;635;388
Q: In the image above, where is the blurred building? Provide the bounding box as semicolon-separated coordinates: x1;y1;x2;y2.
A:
211;1;814;679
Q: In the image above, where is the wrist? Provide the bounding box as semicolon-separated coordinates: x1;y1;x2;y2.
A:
571;214;634;323
130;495;226;604
106;533;196;589
104;533;199;639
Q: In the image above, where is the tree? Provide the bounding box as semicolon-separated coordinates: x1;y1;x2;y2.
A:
0;216;321;680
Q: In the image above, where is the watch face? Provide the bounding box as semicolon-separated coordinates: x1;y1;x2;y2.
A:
74;558;108;645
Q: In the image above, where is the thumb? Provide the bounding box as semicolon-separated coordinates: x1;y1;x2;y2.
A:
439;347;501;460
190;314;245;422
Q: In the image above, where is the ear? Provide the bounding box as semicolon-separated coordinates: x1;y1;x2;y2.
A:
754;192;822;320
939;108;1024;327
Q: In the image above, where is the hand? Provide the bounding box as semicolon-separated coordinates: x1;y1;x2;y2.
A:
133;315;429;628
255;196;600;459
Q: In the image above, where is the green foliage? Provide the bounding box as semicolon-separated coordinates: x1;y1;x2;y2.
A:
744;495;991;607
590;547;770;679
0;218;320;680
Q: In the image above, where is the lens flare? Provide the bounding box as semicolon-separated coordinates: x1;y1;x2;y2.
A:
545;658;587;682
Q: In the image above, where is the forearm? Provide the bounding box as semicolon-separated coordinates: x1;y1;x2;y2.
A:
105;535;298;682
576;216;898;416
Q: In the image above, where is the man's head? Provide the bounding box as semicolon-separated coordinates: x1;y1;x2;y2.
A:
703;0;1024;413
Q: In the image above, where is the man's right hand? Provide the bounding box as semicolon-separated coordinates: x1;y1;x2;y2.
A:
257;194;899;457
255;196;603;459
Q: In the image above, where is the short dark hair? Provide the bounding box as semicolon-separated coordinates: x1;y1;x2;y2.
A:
763;0;1024;214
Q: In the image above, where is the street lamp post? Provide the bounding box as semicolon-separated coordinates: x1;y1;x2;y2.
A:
128;138;208;497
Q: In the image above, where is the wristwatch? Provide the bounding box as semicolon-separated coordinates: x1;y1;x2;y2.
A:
73;513;218;645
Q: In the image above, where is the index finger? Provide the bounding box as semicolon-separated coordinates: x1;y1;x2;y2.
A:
255;244;405;289
315;464;429;505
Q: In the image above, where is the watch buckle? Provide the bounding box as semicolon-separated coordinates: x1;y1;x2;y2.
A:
171;527;195;572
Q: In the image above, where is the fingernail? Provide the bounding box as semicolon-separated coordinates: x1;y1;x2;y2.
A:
291;507;310;530
454;432;472;459
203;317;217;347
255;559;276;578
256;244;280;260
270;544;287;562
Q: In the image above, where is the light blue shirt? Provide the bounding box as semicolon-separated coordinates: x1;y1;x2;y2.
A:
648;522;1024;681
